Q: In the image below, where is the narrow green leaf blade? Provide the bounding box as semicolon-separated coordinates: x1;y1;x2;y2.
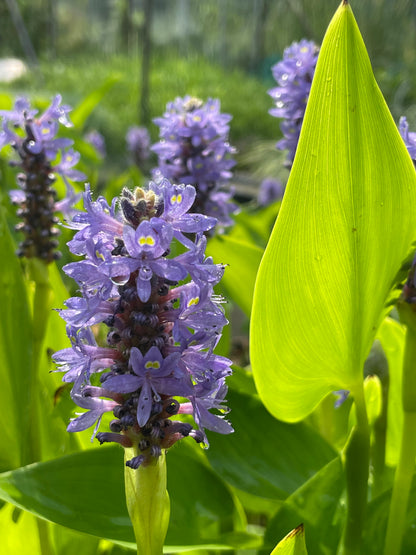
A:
250;2;416;421
0;206;32;470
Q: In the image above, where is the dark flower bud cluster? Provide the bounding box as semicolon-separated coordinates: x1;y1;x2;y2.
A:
0;96;85;262
268;39;319;167
53;178;233;468
151;95;237;229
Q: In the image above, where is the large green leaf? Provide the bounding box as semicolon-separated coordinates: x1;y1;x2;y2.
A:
0;205;32;470
250;2;416;422
206;388;336;499
0;444;257;550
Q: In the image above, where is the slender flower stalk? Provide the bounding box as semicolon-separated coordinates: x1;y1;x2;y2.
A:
152;95;237;229
54;177;233;551
268;40;319;167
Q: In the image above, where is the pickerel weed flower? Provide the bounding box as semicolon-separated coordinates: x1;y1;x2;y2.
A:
0;95;85;262
53;178;233;468
151;95;237;229
269;39;319;167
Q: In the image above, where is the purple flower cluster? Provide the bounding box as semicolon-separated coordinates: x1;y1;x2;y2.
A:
0;95;85;262
53;178;233;468
152;96;237;228
269;39;319;166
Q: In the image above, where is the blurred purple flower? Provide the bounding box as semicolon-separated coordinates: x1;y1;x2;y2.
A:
126;125;151;167
54;178;232;469
257;178;284;206
269;39;319;167
85;130;106;158
152;95;237;229
0;95;85;262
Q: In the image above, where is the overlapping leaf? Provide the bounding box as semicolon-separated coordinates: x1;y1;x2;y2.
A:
0;444;258;550
250;2;416;421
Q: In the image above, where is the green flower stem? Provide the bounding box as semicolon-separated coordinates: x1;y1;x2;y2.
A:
384;302;416;555
339;382;370;555
124;448;170;555
25;259;54;555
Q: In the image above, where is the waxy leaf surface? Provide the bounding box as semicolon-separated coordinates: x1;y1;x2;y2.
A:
250;2;416;421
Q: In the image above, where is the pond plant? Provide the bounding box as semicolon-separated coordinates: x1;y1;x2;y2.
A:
1;2;416;555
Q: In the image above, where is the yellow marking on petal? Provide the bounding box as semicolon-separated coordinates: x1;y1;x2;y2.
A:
193;115;202;122
145;361;161;369
171;194;182;204
42;127;50;135
300;46;308;53
139;235;155;246
95;250;105;261
187;296;199;307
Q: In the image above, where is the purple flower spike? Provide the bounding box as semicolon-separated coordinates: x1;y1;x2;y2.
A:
0;95;86;262
269;39;319;167
152;95;237;230
54;178;233;468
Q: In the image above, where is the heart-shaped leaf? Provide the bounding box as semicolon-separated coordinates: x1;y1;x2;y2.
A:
250;1;416;421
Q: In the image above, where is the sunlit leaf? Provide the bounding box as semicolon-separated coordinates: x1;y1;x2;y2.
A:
376;317;405;466
250;2;416;422
271;524;308;555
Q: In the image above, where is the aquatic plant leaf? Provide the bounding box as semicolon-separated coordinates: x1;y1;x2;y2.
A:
250;2;416;421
